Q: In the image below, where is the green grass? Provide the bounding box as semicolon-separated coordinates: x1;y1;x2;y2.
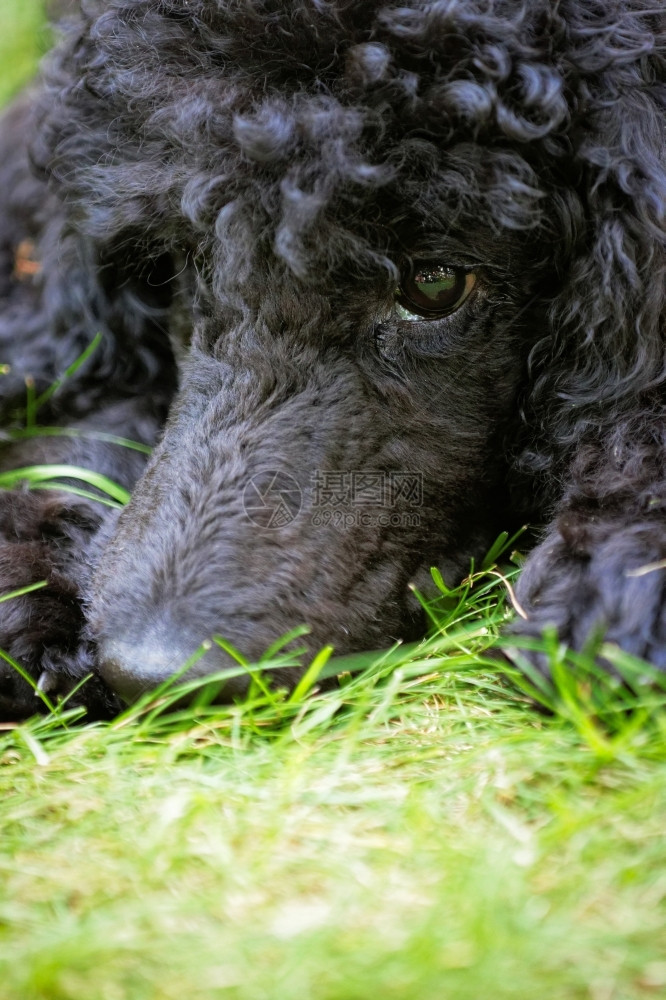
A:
1;634;666;1000
1;8;666;999
0;1;51;106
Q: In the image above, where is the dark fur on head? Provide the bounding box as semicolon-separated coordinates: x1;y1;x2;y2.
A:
0;0;664;716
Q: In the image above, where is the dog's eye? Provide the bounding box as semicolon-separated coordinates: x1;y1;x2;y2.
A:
396;264;476;321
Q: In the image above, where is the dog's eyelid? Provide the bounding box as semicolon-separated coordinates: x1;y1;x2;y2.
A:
394;301;428;323
397;245;484;267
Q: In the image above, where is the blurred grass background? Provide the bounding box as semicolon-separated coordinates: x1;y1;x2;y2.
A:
0;0;50;105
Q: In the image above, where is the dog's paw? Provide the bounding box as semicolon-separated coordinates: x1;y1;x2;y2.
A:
507;512;666;680
0;490;119;720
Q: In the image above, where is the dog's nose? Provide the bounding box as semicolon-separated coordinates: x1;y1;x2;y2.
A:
96;631;252;704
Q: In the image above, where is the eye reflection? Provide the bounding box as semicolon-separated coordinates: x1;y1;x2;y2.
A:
396;264;476;321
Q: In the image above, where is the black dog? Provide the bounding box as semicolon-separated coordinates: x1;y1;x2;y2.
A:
0;0;664;719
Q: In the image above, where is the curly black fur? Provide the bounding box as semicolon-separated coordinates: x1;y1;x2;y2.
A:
0;0;664;717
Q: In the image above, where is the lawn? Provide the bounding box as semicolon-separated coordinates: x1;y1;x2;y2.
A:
1;6;665;999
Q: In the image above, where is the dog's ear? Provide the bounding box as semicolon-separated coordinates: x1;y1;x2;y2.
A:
531;31;665;440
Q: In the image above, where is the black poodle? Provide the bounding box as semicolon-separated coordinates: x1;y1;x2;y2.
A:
0;0;664;719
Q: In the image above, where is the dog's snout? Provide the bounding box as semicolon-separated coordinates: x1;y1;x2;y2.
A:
96;629;250;704
89;347;462;703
